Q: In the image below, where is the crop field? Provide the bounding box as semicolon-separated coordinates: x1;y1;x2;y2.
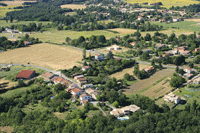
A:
97;46;131;54
0;78;17;89
141;77;173;99
110;64;149;79
0;1;36;6
0;43;90;70
151;21;200;32
60;4;86;9
109;28;137;34
124;69;175;96
126;0;199;8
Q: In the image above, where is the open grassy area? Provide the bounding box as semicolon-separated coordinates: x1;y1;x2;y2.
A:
22;103;49;114
60;4;86;9
151;21;200;32
110;64;149;79
0;20;52;27
124;69;175;96
0;6;21;18
126;0;199;8
0;1;36;6
0;43;91;70
0;78;17;89
0;126;14;133
109;28;137;34
0;84;34;98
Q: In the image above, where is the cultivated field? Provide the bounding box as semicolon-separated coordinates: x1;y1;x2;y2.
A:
60;4;86;9
141;77;173;99
124;69;175;95
0;0;36;6
109;28;137;34
127;0;199;8
0;43;90;70
0;20;52;27
185;19;200;22
0;78;17;89
110;64;149;79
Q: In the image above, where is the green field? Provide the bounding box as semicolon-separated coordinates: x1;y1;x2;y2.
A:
0;6;21;18
151;21;200;32
0;20;52;27
126;0;199;8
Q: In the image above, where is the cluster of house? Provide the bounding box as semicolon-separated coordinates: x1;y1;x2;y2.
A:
71;73;88;86
67;83;102;106
107;45;121;50
42;72;71;86
3;28;19;33
1;64;13;71
164;92;181;104
110;105;140;117
182;67;196;79
187;73;200;84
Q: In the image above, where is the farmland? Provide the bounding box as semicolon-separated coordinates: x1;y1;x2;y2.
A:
0;20;51;27
110;64;149;79
0;78;17;89
126;0;199;8
124;69;175;96
60;4;86;9
0;1;36;6
0;43;90;70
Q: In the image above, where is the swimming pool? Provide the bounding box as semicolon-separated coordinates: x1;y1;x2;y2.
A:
118;117;129;121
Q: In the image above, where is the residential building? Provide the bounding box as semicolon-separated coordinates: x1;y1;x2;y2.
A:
142;49;151;54
82;66;91;71
144;66;154;73
173;18;179;22
137;16;144;20
16;70;36;79
195;48;200;52
85;88;102;100
184;67;193;74
162;52;173;57
24;41;32;45
155;44;165;49
130;42;137;46
164;93;181;104
95;54;104;61
71;88;83;96
79;93;92;101
81;100;89;106
54;77;64;84
68;83;79;89
110;105;140;117
74;75;84;80
71;73;81;78
42;72;55;81
82;84;94;89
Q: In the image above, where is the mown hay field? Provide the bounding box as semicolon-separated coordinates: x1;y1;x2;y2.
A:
0;0;36;6
141;77;173;99
0;43;89;70
124;69;175;96
110;64;149;79
126;0;199;8
60;4;86;9
108;28;137;34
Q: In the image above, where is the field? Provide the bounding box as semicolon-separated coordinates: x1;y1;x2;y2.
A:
108;28;137;34
141;77;173;99
0;20;52;27
0;1;36;6
97;46;131;54
185;19;200;22
126;0;199;8
124;69;175;96
0;126;14;133
151;21;200;32
0;43;90;70
110;64;149;79
0;6;21;18
60;4;86;9
0;78;17;89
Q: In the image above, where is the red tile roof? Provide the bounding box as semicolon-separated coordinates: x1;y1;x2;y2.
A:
55;77;64;82
72;88;81;93
16;70;35;79
82;100;88;105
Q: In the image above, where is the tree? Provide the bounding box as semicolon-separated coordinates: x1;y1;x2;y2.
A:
144;33;151;41
124;73;131;81
140;52;150;60
112;101;119;108
175;66;179;72
78;36;85;43
83;61;87;66
107;51;113;59
83;48;86;59
18;79;26;87
170;76;185;88
65;37;71;43
97;35;106;43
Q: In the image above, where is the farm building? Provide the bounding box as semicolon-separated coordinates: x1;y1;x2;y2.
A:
24;41;32;46
164;92;181;104
16;70;36;79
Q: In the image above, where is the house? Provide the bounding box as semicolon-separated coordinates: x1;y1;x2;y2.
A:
164;93;181;104
78;80;87;86
195;48;200;52
159;19;166;22
68;83;79;89
173;46;187;54
54;77;64;84
79;93;92;101
24;41;32;46
137;16;144;21
183;67;193;74
144;66;154;73
107;47;114;50
183;73;193;79
142;49;151;54
110;110;123;117
155;44;165;49
51;76;59;82
173;18;179;22
162;52;173;57
74;75;84;80
130;42;137;46
95;54;104;61
42;72;55;81
82;66;91;71
82;84;94;89
85;88;102;100
61;80;71;87
16;70;36;79
71;73;81;78
182;50;191;56
71;88;83;96
81;100;89;106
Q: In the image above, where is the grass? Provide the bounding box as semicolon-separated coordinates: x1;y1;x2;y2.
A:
0;78;17;89
0;84;35;98
124;69;175;96
110;64;149;79
0;6;21;18
151;21;200;32
60;4;86;9
0;1;36;6
0;43;92;70
22;103;49;114
0;126;14;133
0;20;52;27
126;0;199;8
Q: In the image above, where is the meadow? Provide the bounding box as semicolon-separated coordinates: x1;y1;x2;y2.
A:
0;43;91;70
124;69;175;96
0;20;52;27
60;4;86;9
126;0;199;8
0;6;20;18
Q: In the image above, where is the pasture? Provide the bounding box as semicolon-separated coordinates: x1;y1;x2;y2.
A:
0;43;90;70
110;64;149;79
124;69;175;96
108;28;137;34
0;1;36;6
60;4;86;9
0;6;20;18
126;0;199;8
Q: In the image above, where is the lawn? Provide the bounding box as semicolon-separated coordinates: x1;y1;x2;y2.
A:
126;0;199;8
0;84;35;98
124;69;175;96
0;43;91;70
110;64;149;79
151;21;200;32
60;4;86;9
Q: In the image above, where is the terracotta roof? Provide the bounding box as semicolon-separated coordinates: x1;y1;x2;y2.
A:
82;66;91;69
78;77;87;81
72;88;81;93
55;77;64;82
42;72;55;79
82;100;88;105
16;70;35;79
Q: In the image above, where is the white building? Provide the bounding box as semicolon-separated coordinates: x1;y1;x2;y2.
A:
164;93;181;104
95;54;104;61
